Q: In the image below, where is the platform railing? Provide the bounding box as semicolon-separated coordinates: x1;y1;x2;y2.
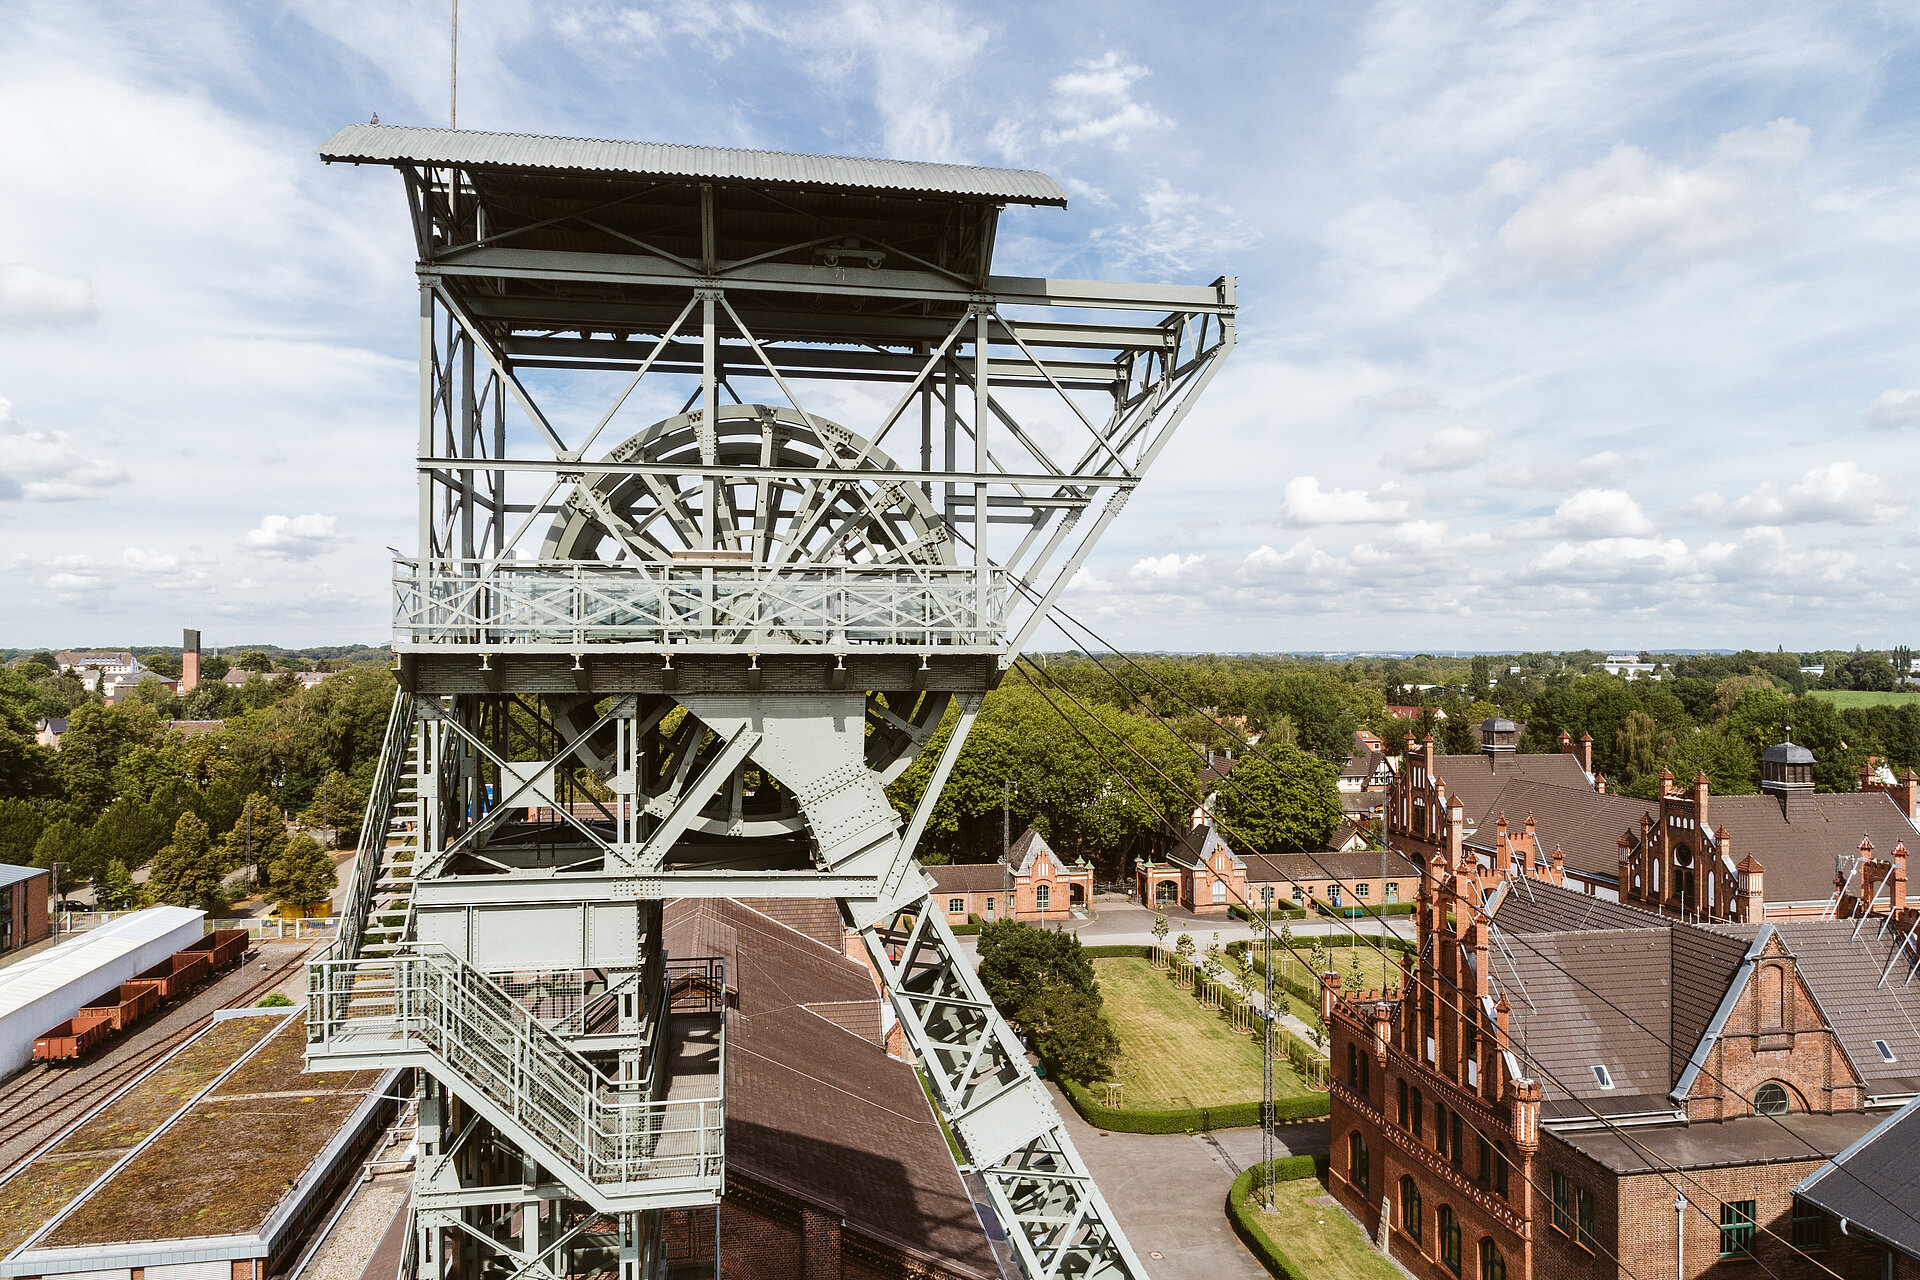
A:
307;945;723;1193
392;558;1008;649
335;690;414;962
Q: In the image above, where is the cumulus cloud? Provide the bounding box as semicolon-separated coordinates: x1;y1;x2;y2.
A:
0;398;127;501
1041;52;1170;149
1397;425;1493;473
244;513;350;559
1514;488;1656;539
1867;389;1920;430
1718;460;1907;526
1493;119;1811;282
1278;477;1414;526
0;264;98;328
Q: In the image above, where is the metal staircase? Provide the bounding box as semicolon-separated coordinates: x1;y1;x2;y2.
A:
308;945;723;1212
340;691;423;961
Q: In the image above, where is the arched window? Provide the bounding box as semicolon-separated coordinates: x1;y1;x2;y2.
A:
1348;1130;1370;1196
1479;1237;1506;1280
1754;1082;1791;1116
1035;883;1050;910
1156;880;1175;905
1438;1206;1461;1274
1212;878;1227;903
1401;1175;1422;1241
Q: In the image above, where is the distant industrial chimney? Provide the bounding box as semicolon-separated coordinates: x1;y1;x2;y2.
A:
181;628;201;694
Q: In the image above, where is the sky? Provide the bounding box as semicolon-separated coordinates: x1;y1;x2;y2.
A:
2;1;1919;654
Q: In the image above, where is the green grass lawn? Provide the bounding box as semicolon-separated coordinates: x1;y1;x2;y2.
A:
1235;1175;1405;1280
1808;690;1920;709
1265;942;1402;997
1094;957;1314;1109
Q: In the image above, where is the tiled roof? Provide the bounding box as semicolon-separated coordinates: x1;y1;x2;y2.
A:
1459;781;1650;879
1795;1098;1920;1257
1707;792;1920;905
924;861;1009;894
1489;878;1668;935
1428;751;1594;819
1007;828;1054;876
1559;1109;1883;1175
1242;848;1419;884
663;899;995;1276
1164;823;1235;870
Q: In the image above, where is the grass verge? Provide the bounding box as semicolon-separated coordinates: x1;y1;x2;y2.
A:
1228;1159;1404;1280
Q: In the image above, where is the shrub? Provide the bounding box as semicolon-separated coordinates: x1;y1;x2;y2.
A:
1055;1074;1330;1133
255;992;295;1008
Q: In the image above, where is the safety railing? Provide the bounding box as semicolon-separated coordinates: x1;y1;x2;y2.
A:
307;946;723;1193
392;558;1008;649
335;690;413;962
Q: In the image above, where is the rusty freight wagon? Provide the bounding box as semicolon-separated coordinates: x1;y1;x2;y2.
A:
134;950;209;1000
181;928;249;973
77;981;161;1031
32;1013;110;1062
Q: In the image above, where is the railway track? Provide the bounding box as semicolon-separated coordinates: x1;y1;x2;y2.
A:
0;940;320;1166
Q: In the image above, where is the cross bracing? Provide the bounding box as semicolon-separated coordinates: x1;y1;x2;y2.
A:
307;124;1234;1280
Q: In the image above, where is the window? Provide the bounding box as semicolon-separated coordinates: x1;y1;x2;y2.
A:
1792;1201;1828;1250
1036;884;1050;910
1330;884;1343;906
1874;1039;1897;1063
1411;1088;1424;1137
1494;1142;1511;1198
949;898;965;914
1357;883;1370;897
1348;1044;1359;1087
1451;1113;1464;1168
1401;1176;1422;1241
1212;879;1227;903
1552;1172;1573;1235
1479;1238;1506;1280
1576;1187;1595;1251
1436;1103;1449;1156
1359;1052;1370;1095
1477;1135;1493;1190
1348;1130;1370;1196
1387;882;1400;903
1592;1065;1614;1090
1292;885;1305;902
1398;1078;1409;1127
1439;1205;1461;1274
1720;1201;1756;1258
1753;1082;1790;1115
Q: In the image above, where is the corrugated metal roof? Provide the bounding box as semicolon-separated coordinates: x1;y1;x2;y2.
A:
0;906;203;1019
0;864;45;889
319;124;1068;206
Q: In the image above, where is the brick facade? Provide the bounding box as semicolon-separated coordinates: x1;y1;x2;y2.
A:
1;867;49;955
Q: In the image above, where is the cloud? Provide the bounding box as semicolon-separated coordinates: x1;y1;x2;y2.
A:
1867;389;1920;430
1493;119;1811;282
1514;488;1656;539
1360;385;1443;414
1397;425;1492;473
1278;477;1414;526
0;398;127;501
1092;179;1261;274
1041;52;1170;149
244;513;350;559
1490;452;1633;490
0;263;97;328
1718;460;1907;526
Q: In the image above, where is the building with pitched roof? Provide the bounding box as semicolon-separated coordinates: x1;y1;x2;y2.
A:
923;828;1093;925
1794;1097;1920;1276
1324;816;1920;1280
1132;820;1416;915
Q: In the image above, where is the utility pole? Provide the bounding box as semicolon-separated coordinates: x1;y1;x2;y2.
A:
1261;883;1275;1210
1002;779;1016;862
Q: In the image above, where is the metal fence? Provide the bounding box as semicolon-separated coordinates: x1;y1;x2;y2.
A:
56;910;336;940
393;558;1006;650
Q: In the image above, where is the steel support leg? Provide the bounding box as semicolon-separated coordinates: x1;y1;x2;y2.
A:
861;893;1145;1280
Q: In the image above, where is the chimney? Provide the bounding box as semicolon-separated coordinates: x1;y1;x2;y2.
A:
1904;770;1920;822
1692;770;1710;833
1736;848;1764;922
1578;732;1594;775
1319;970;1342;1023
1372;1002;1392;1065
181;628;201;694
1447;797;1465;870
1893;841;1908;909
1423;734;1436;776
1550;846;1565;884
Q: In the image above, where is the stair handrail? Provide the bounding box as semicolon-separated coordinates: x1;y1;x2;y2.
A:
338;688;411;960
309;945;724;1189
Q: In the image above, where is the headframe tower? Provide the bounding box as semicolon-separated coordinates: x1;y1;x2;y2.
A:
305;124;1233;1280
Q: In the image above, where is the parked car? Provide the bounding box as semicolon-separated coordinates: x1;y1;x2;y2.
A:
56;899;94;912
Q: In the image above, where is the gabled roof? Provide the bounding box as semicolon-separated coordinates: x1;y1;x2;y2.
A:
1706;792;1919;904
1488;877;1668;936
1164;822;1238;871
1242;848;1420;885
1007;827;1060;876
1795;1096;1920;1258
923;861;1009;894
320;124;1069;206
1458;780;1649;879
1428;751;1594;817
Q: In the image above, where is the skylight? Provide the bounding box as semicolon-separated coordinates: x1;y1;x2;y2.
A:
1592;1065;1615;1090
1874;1040;1897;1063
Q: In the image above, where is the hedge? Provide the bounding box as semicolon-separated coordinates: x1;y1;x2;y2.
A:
1225;1156;1332;1279
950;922;982;936
1082;944;1154;959
1054;1074;1330;1133
1230;905;1308;922
1312;899;1416;919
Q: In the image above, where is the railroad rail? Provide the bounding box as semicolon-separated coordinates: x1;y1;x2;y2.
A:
0;940;318;1169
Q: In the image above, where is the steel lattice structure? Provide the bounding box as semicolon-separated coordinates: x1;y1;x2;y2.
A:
304;124;1233;1280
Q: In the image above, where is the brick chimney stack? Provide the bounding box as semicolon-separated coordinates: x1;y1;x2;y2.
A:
1735;848;1764;922
1693;770;1710;833
181;628;201;694
1893;841;1908;909
1578;732;1594;775
1903;770;1919;821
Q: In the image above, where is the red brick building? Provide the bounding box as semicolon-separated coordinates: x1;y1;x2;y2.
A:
1132;820;1415;915
662;898;997;1280
924;829;1093;925
0;864;49;955
1325;826;1920;1280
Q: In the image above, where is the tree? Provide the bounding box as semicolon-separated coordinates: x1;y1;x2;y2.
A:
89;797;175;876
1839;651;1896;692
1212;744;1342;853
976;919;1099;1026
149;812;227;909
1173;932;1195;965
200;654;231;681
0;668;57;801
96;859;146;910
223;792;287;886
0;797;46;865
31;818;91;883
267;833;339;912
1470;655;1491;694
299;770;365;848
1028;986;1119;1083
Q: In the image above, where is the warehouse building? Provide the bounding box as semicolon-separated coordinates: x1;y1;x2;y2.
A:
0;866;49;957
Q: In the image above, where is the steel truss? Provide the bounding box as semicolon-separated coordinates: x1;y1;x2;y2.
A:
309;124;1233;1280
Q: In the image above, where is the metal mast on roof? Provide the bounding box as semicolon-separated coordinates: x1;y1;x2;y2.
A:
303;123;1233;1280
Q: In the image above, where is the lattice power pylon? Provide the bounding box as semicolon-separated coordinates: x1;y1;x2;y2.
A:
304;124;1233;1280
